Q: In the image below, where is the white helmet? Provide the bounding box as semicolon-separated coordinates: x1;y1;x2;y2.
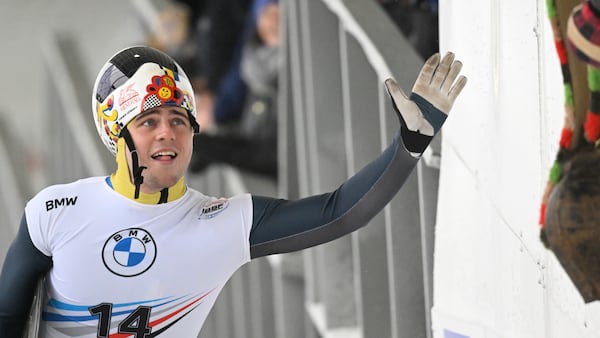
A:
92;46;199;156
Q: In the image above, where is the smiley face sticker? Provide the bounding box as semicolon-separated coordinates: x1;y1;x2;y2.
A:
143;72;184;111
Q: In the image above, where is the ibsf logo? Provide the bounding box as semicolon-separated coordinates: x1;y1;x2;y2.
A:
102;228;157;277
199;199;229;219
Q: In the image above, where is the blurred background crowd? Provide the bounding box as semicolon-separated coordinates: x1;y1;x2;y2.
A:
145;0;439;181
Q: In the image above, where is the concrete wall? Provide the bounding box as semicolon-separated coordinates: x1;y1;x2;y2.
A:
432;1;600;337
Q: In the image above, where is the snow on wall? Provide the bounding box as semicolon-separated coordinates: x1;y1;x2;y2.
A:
433;0;600;337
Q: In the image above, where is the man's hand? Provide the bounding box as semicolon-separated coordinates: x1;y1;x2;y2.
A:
385;52;467;137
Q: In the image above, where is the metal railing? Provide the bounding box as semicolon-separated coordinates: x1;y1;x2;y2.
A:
18;0;441;336
204;0;440;337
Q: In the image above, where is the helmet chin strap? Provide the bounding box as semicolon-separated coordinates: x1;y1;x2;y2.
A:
120;127;146;199
120;127;169;202
112;128;175;204
158;187;169;203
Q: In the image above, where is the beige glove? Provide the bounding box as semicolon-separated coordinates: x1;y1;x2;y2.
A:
384;52;467;137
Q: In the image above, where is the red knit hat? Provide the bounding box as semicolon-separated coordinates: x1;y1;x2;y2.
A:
567;1;600;67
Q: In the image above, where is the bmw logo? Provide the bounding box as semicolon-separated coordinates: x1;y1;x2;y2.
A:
102;228;157;277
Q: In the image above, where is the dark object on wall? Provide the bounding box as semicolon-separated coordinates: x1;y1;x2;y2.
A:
567;1;600;68
544;148;600;303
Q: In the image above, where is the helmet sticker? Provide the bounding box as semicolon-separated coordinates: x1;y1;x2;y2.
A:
97;96;120;151
118;82;141;111
143;73;184;111
98;96;117;122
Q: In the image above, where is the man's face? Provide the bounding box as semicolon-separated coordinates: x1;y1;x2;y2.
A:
126;106;194;194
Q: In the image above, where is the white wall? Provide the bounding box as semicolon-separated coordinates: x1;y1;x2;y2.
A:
0;0;145;193
432;1;600;337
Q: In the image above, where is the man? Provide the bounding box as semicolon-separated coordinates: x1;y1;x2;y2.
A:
0;46;466;337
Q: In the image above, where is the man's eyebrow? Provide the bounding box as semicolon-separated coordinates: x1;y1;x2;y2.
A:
169;109;189;118
136;109;159;120
136;108;188;120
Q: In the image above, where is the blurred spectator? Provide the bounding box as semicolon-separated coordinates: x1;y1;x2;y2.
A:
379;0;439;60
189;0;280;179
148;0;254;130
239;0;279;140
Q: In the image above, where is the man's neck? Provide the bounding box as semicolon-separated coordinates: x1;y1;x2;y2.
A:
110;138;187;204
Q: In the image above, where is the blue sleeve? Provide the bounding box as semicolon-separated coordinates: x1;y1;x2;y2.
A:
0;213;52;337
249;130;419;258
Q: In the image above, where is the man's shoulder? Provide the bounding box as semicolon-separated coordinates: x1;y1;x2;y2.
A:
35;176;105;195
27;177;106;208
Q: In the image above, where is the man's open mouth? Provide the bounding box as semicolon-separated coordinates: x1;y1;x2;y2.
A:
151;151;177;160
